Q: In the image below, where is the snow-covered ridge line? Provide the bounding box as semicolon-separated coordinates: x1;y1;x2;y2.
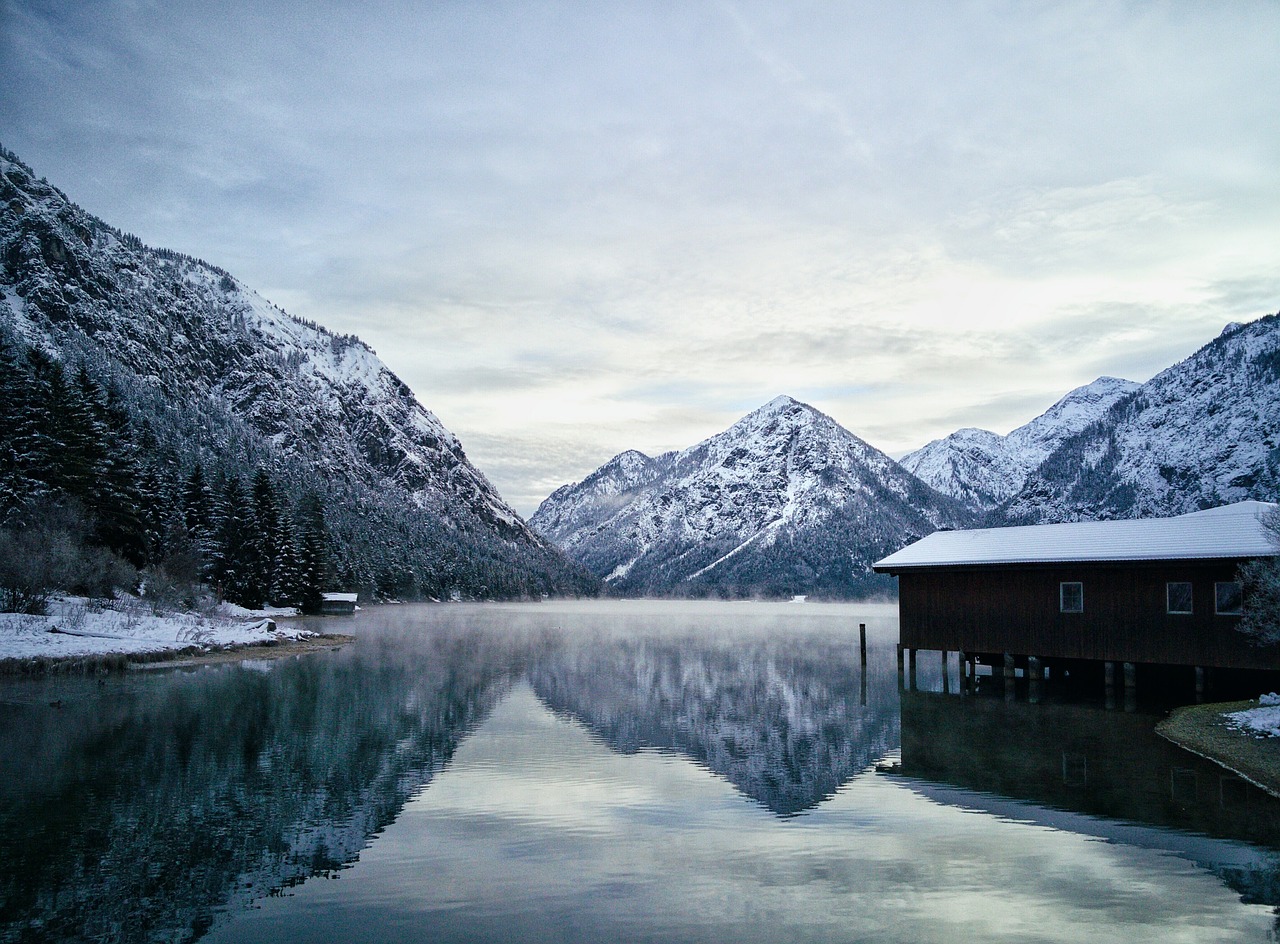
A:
900;376;1141;510
995;313;1280;524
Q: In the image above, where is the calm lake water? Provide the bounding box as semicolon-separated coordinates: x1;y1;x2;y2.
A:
3;600;1280;943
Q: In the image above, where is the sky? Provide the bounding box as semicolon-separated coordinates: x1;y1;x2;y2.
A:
2;1;1278;515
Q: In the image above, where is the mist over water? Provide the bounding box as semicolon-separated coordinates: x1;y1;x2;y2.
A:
2;601;1278;943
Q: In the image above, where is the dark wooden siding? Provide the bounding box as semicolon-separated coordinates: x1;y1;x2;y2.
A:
895;559;1280;670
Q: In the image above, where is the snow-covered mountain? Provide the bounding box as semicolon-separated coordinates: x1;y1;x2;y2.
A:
532;449;674;542
995;316;1280;523
530;396;970;597
900;377;1140;510
0;144;592;597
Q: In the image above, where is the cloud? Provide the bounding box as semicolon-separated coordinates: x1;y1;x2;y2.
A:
3;0;1278;512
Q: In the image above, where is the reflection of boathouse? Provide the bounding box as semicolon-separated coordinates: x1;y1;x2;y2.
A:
873;502;1280;689
892;690;1280;906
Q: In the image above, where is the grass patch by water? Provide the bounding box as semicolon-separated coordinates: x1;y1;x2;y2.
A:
1157;700;1280;800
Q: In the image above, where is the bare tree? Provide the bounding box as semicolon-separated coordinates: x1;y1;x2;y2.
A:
1240;505;1280;643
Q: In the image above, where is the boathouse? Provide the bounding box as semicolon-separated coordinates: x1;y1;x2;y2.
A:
319;592;359;615
873;501;1280;679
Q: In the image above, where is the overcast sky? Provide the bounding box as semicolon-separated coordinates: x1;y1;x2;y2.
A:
2;1;1278;514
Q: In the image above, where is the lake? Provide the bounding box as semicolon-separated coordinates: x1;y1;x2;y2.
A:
2;600;1279;943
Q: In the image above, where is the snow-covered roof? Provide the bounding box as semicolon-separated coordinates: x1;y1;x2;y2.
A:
874;501;1279;571
322;592;359;602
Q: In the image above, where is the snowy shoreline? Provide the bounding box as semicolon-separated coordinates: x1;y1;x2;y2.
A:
0;596;330;674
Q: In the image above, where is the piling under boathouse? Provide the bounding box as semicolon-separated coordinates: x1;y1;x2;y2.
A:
873;501;1280;697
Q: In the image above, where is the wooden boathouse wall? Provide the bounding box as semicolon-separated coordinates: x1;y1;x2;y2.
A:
896;559;1280;671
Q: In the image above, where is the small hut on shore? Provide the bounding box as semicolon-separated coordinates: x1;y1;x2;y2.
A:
319;592;359;615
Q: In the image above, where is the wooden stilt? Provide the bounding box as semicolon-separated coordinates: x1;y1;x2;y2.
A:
1028;655;1042;705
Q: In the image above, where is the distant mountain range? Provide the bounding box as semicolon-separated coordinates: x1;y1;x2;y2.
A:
6;143;1275;603
0;143;594;600
534;317;1280;598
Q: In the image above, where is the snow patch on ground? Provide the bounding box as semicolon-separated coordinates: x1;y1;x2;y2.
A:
1226;695;1280;737
0;596;317;663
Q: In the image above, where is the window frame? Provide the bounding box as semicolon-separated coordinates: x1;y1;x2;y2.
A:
1215;581;1244;616
1166;581;1193;615
1060;581;1084;614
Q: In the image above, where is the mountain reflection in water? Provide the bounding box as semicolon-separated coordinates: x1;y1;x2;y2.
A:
2;601;1279;943
0;626;521;943
531;630;899;815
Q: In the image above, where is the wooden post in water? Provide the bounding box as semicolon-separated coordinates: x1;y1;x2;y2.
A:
1104;660;1117;710
1027;655;1042;705
860;624;867;667
957;650;968;695
908;648;918;691
1003;652;1016;701
896;644;904;690
941;650;950;694
1123;662;1137;713
1195;666;1206;703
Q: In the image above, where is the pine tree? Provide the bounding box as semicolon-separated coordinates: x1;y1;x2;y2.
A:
0;338;45;526
273;516;304;607
250;468;281;604
211;475;258;607
86;380;147;566
182;463;215;573
296;492;330;614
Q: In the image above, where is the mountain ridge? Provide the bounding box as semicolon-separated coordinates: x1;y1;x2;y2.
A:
992;314;1280;524
900;376;1141;510
531;395;971;598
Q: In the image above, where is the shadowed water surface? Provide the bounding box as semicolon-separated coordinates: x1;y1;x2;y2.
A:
2;601;1279;942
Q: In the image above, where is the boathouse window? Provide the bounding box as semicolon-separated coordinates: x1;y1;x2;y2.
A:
1166;582;1193;615
1216;581;1243;615
1060;582;1083;613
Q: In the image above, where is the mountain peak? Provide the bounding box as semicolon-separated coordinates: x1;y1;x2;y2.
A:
532;397;968;597
759;394;802;412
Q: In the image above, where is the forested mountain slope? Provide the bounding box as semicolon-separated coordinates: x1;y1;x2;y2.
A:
0;144;595;603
